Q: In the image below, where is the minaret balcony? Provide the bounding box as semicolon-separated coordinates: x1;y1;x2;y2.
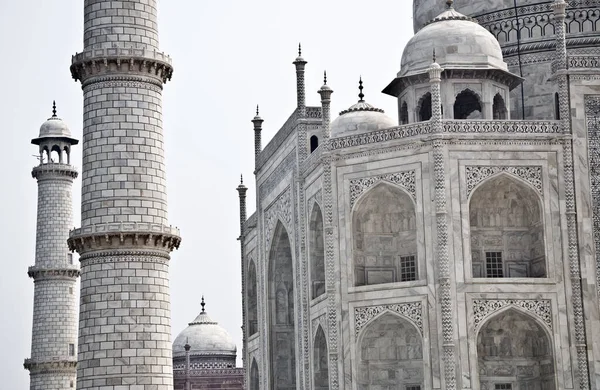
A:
31;164;78;180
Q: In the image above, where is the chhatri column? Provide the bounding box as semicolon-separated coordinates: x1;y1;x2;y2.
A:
68;1;181;389
24;103;80;390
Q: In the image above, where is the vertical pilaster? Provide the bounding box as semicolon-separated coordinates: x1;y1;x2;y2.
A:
25;108;80;390
552;1;591;388
68;1;181;389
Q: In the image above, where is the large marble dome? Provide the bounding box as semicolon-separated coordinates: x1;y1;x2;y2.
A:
400;5;507;77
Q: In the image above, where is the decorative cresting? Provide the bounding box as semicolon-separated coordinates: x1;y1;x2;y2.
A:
349;170;417;209
263;186;292;254
465;166;543;197
472;299;552;332
354;302;423;336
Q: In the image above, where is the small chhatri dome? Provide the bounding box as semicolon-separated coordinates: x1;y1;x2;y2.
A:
32;101;78;145
330;78;396;138
172;297;237;359
399;0;507;78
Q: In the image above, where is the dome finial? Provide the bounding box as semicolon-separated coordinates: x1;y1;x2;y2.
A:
298;42;302;57
446;0;454;9
256;105;259;116
52;101;57;118
358;76;365;102
324;70;327;85
433;48;437;63
201;296;205;312
240;174;244;185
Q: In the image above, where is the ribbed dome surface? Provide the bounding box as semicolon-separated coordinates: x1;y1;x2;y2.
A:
173;307;237;358
400;7;506;77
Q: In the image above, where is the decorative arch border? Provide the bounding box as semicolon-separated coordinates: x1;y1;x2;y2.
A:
453;87;483;102
264;186;293;253
354;302;423;337
472;299;552;334
465;165;543;198
307;190;323;219
312;314;328;342
349;170;417;210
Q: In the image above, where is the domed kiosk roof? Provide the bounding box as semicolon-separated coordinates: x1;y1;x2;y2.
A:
172;298;237;358
32;101;78;145
330;79;396;138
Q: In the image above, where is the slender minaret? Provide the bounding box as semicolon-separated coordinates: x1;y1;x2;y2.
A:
252;107;263;170
68;1;181;389
24;102;79;390
318;71;333;140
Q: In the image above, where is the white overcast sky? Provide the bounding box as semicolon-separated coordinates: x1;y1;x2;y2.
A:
0;0;413;387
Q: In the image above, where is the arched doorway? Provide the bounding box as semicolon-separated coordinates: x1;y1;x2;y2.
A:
454;89;482;119
418;93;432;121
358;312;423;389
477;309;555;390
310;204;325;299
268;222;296;390
493;94;507;120
353;183;417;286
313;326;329;390
469;174;546;278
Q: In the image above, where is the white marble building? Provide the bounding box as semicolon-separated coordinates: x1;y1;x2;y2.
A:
239;1;600;390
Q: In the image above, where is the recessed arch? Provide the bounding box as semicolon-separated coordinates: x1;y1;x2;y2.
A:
353;182;417;286
400;101;409;125
313;325;329;390
477;308;555;390
309;203;326;299
250;358;260;390
493;93;507;120
417;92;432;122
268;221;296;390
454;89;482;119
247;259;258;336
310;135;319;153
469;174;546;278
357;312;424;389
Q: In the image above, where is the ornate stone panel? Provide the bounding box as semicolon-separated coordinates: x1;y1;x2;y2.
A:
586;96;600;302
264;187;292;253
465;165;543;198
472;299;552;332
349;170;417;209
354;302;423;336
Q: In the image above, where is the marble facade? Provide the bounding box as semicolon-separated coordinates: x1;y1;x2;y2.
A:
238;1;600;390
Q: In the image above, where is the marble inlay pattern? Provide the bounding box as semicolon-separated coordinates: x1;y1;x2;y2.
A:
264;186;292;255
465;166;543;197
586;96;600;303
354;302;423;336
472;299;552;332
349;170;417;209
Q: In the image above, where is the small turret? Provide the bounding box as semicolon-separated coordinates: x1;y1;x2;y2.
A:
31;101;78;165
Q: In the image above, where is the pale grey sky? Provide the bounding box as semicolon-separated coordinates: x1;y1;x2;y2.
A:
0;0;413;387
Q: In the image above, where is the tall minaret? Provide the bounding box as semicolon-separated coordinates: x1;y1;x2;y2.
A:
24;103;79;390
68;1;181;389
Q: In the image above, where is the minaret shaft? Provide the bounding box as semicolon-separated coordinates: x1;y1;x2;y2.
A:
69;1;180;389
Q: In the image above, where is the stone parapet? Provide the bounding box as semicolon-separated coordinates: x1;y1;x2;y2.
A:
71;47;173;86
68;222;181;253
31;164;78;180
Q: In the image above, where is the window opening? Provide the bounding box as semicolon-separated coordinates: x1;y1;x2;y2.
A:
454;90;482;119
495;384;512;390
69;343;75;356
418;93;432;121
486;252;504;278
406;386;422;390
310;135;319;153
399;255;417;282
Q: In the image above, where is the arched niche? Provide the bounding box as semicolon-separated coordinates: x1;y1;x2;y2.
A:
250;359;260;390
309;203;326;299
310;135;319;153
400;101;409;125
469;174;546;278
51;145;61;163
63;146;71;164
454;89;482;119
353;183;417;286
268;222;296;390
417;92;432;122
477;308;555;390
247;259;258;336
555;92;560;120
358;312;423;389
313;326;329;390
493;94;507;120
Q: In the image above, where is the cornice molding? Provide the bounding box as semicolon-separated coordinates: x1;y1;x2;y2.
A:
23;358;77;374
28;266;80;281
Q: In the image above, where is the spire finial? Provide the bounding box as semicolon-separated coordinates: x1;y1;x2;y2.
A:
256;105;259;116
201;296;205;312
240;174;244;185
433;49;437;63
446;0;454;8
52;101;57;118
298;43;302;57
324;70;327;85
358;76;365;102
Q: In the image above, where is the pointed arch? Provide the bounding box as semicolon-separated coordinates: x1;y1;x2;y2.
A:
247;259;258;336
50;145;61;163
358;312;423;389
353;182;417;286
477;308;555;390
268;221;296;389
309;202;326;299
454;89;482;119
310;135;319;153
469;174;546;278
493;93;507;120
250;358;260;390
417;92;432;122
400;101;409;124
313;325;329;390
